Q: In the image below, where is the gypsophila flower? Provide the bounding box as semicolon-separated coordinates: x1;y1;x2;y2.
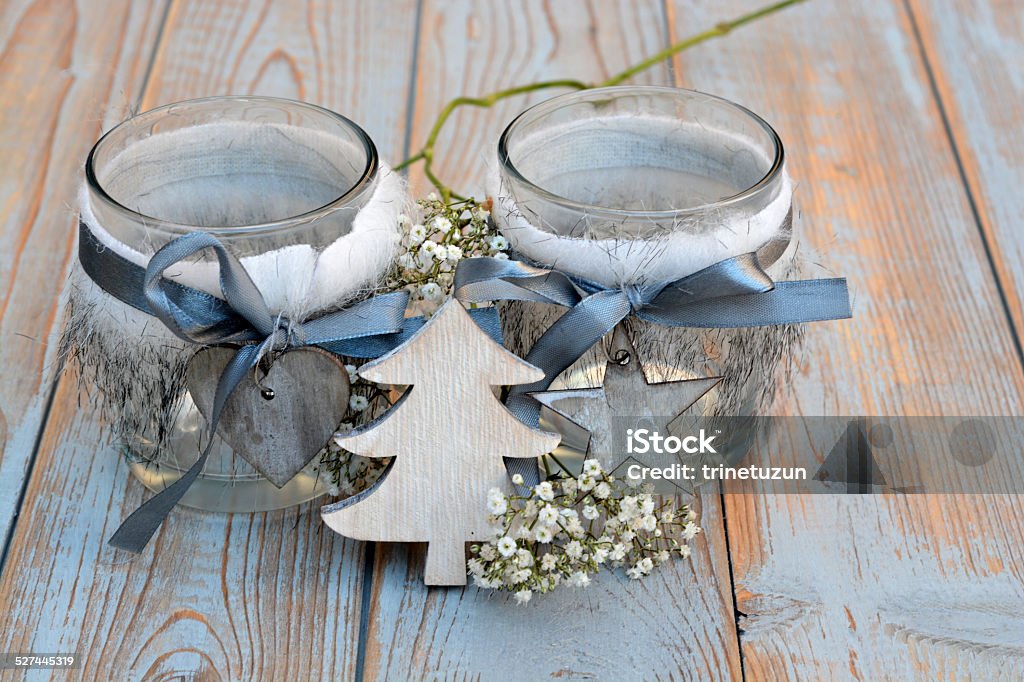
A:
344;364;359;383
408;223;427;244
420;282;443;301
497;536;517;557
431;216;453;232
537;505;559;526
512;473;524;486
515;589;532;605
487;495;508;515
488;235;508;251
682;522;700;541
492;252;510;260
349;395;369;412
468;455;702;601
583;459;602;477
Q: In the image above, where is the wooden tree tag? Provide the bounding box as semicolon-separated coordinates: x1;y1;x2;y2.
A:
187;346;350;487
321;300;560;586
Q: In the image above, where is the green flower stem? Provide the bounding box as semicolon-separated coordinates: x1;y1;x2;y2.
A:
396;0;805;201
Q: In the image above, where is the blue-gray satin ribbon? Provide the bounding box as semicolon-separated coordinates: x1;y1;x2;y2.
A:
455;254;852;485
79;222;501;552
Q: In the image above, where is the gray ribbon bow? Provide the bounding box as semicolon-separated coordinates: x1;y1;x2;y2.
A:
455;253;852;485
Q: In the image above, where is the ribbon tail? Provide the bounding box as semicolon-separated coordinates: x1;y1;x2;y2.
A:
505;291;632;486
108;345;261;553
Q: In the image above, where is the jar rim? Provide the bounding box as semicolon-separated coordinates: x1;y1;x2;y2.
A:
85;95;379;235
497;85;785;219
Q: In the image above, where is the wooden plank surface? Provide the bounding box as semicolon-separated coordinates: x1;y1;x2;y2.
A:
0;1;419;679
662;1;1024;679
0;0;1021;679
361;2;746;680
907;0;1024;351
0;0;167;565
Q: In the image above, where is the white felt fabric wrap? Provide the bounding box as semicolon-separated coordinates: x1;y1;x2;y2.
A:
78;164;407;320
487;164;792;288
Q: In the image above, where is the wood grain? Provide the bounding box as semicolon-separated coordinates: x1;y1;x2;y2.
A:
362;1;745;679
0;0;168;561
662;0;1024;678
187;346;351;487
0;0;419;679
325;300;561;585
907;0;1024;351
405;0;672;197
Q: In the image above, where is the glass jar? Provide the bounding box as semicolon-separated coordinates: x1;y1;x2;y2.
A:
84;96;380;511
494;86;800;469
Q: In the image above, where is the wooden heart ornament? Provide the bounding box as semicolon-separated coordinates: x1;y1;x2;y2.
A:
186;346;350;487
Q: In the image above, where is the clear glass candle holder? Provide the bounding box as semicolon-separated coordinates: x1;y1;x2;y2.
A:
495;87;801;468
84;96;380;512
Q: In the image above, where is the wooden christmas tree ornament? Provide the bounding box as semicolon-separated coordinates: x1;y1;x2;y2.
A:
321;299;560;586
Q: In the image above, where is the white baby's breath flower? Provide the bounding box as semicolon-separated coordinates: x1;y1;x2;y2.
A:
344;364;359;383
397;213;412;229
445;245;463;261
515;549;534;568
639;557;654;574
488;235;508;251
537;505;559;526
565;540;584;560
535;481;555;501
679;544;692;558
487;496;508;515
533;525;553;543
561;477;577;496
511;473;524;486
326;483;341;497
626;565;643;580
578;474;596;492
433;244;449;261
426;192;439;201
408;223;427;244
420;282;443;301
559;508;578;521
641;496;655;516
583;459;602;477
480;544;497;561
682;522;700;541
582;505;599;521
492;252;510;260
685;507;697;522
610;543;627;561
421;240;438;256
497;536;517;558
349;395;369;412
568;571;591;588
657;550;670;564
593;481;611;499
565;518;585;538
541;553;557;571
514;589;532;605
431;216;453;233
